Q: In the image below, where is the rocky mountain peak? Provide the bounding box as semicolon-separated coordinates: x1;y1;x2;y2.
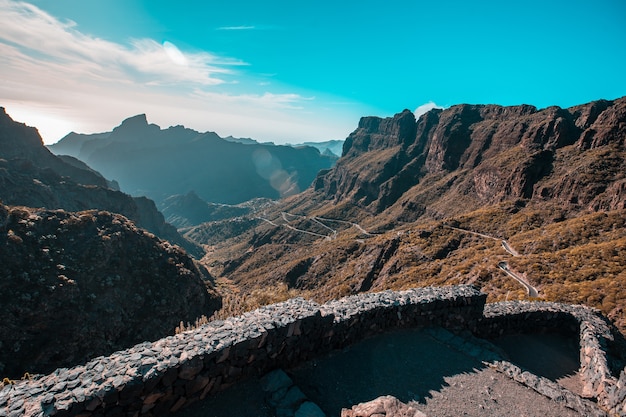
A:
110;113;159;141
0;106;45;158
343;110;417;157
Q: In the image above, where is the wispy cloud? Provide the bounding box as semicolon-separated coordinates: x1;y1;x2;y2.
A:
0;1;356;144
217;25;256;31
0;0;245;87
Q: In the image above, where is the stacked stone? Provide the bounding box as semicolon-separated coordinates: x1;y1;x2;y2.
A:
490;361;608;417
478;301;626;417
0;297;328;417
319;285;486;348
0;286;484;417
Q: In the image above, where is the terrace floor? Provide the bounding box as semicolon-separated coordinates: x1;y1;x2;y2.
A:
182;327;590;417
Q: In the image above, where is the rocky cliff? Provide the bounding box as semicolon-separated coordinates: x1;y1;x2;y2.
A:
49;114;338;205
0;108;203;257
313;97;626;220
0;204;221;378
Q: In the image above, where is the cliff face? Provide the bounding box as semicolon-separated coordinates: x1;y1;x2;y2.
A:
0;204;221;378
313;97;626;218
0;108;203;257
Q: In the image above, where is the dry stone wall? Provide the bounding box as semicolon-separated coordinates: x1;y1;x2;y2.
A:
0;285;485;417
3;287;626;417
477;301;626;417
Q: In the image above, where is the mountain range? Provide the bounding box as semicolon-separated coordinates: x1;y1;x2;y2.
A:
48;115;338;206
184;97;626;332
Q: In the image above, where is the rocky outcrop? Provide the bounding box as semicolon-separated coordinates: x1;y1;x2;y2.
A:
0;204;221;378
312;97;626;217
0;108;202;257
49;114;338;205
341;396;427;417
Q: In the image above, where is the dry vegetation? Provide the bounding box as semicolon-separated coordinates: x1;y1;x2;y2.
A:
200;203;626;334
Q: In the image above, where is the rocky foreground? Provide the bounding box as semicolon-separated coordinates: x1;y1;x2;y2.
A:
0;204;221;378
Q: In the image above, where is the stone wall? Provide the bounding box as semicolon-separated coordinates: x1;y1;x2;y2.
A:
476;301;626;417
3;287;626;417
0;285;485;417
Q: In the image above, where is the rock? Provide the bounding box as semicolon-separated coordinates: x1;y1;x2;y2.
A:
341;395;427;417
295;401;326;417
261;369;293;394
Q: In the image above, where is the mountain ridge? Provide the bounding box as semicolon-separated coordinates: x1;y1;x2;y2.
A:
49;115;338;205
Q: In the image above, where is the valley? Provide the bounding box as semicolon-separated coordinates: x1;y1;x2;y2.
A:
178;97;626;334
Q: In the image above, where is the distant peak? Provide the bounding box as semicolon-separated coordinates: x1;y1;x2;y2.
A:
111;114;160;139
120;114;148;127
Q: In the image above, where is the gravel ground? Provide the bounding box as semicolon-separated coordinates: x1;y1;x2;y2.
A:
412;367;582;417
181;328;587;417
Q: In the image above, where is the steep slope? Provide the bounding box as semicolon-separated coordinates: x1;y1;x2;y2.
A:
311;98;625;222
0;204;221;378
49;114;338;205
191;97;626;333
0;108;202;257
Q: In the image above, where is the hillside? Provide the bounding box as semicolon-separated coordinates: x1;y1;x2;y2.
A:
188;97;626;332
0;108;202;257
0;204;222;378
48;114;338;205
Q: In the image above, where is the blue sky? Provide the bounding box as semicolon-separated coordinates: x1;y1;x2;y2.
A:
1;0;625;144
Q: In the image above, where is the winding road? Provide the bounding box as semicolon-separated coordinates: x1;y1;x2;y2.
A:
254;212;373;242
497;262;539;297
445;225;538;297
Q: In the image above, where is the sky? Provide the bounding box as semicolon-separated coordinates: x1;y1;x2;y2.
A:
1;0;625;145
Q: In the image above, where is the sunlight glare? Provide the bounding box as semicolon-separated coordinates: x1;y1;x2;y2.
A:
4;104;78;144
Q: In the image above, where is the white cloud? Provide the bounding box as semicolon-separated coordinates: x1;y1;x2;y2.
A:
414;101;444;118
0;1;359;144
217;26;256;31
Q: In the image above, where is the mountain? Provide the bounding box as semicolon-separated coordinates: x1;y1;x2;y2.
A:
48;115;338;205
222;135;266;145
311;99;625;219
159;191;274;228
186;97;626;333
295;140;345;157
0;108;203;257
